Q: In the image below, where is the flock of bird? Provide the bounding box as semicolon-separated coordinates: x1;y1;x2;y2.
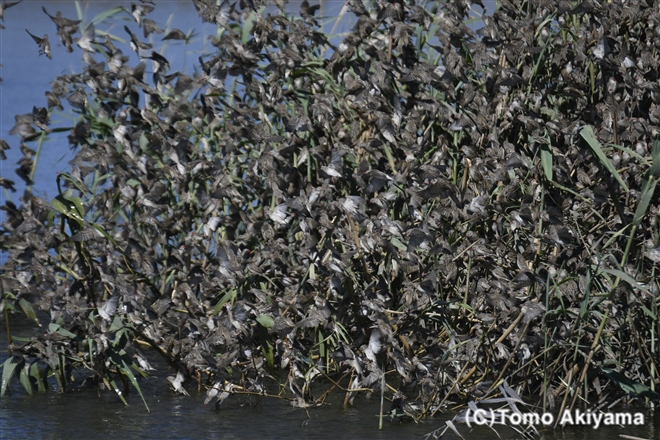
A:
2;0;660;418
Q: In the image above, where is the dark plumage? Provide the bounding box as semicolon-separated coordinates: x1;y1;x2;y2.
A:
26;29;51;59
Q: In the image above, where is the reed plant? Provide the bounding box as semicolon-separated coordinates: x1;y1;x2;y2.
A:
1;0;658;430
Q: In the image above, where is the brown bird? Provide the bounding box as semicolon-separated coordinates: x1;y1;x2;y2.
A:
0;0;22;23
162;28;187;41
0;177;16;192
299;0;320;17
131;2;154;27
0;138;9;160
45;91;63;111
124;25;153;57
76;23;96;53
25;29;51;59
42;7;81;53
142;18;163;37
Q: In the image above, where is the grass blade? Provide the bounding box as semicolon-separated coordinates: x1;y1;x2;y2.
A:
18;366;33;395
541;144;553;181
29;361;47;393
600;267;650;293
650;137;660;177
602;369;660;402
633;177;657;227
18;298;41;326
580;125;629;192
121;358;150;412
90;6;126;25
1;356;23;396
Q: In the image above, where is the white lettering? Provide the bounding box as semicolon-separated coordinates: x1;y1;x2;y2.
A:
615;413;631;425
541;413;554;425
509;412;522;425
495;409;510;424
462;409;640;428
559;409;574;425
473;409;489;426
522;412;542;425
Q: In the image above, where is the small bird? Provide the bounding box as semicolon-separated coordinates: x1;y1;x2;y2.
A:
167;370;190;396
45;91;63;111
133;352;156;371
204;381;222;405
98;293;119;321
142;18;163;37
192;0;232;26
0;177;16;192
268;203;291;226
25;29;51;59
321;149;344;178
645;244;660;263
204;380;233;406
345;0;367;16
76;23;96;52
162;28;187;41
0;138;9;160
362;329;382;363
42;7;81;53
216;0;232;26
131;2;154;27
124;25;153;57
0;0;22;23
299;0;320;27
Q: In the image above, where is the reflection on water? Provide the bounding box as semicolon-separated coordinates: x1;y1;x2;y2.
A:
0;363;656;440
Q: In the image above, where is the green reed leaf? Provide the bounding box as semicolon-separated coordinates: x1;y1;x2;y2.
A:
18;366;33;395
580;125;629;192
1;356;23;396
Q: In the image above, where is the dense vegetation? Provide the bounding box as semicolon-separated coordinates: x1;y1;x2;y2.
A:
1;0;659;429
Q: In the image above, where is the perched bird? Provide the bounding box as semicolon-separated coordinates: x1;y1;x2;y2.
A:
297;297;333;328
25;29;51;59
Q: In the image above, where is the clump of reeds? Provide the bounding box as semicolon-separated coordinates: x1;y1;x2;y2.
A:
1;0;658;428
